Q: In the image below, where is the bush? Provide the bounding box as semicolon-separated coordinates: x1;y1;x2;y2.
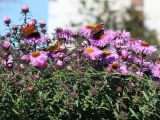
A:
0;5;160;120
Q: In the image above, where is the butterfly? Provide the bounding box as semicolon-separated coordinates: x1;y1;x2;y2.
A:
21;24;37;37
42;41;63;52
91;20;104;39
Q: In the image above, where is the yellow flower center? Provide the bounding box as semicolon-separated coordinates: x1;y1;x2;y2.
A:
32;51;40;57
103;50;111;56
99;34;106;40
85;24;95;29
111;62;119;69
141;41;149;47
85;48;94;53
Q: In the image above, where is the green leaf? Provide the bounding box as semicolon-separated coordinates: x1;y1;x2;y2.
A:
142;91;149;101
129;108;139;119
12;109;19;116
113;110;119;120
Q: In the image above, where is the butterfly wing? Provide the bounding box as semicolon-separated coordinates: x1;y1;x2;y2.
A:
91;20;104;35
21;24;37;37
44;41;63;52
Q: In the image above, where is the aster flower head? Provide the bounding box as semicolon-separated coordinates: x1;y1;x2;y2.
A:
102;50;119;64
89;30;115;47
79;24;95;38
83;46;103;60
112;30;131;48
131;40;157;56
119;63;128;75
2;40;11;50
114;30;131;42
55;27;76;43
151;64;160;78
30;51;47;68
24;32;47;45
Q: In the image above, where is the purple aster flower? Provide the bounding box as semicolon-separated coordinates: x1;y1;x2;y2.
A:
89;30;114;47
121;49;131;59
79;24;95;38
114;30;131;41
55;27;76;43
24;32;47;45
83;46;103;60
151;64;160;78
48;52;64;60
119;63;128;75
135;70;144;77
102;50;119;64
131;41;157;56
112;30;131;48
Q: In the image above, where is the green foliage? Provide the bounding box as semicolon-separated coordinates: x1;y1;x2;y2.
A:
0;67;159;120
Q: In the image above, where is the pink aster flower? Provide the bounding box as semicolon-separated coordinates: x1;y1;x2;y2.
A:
24;32;47;45
2;40;11;50
79;24;95;38
30;51;47;68
55;27;76;43
21;54;30;62
131;41;157;56
90;30;114;47
151;64;160;78
83;46;103;60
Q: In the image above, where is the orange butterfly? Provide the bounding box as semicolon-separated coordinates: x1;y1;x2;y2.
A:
43;41;63;52
21;24;37;37
91;20;104;39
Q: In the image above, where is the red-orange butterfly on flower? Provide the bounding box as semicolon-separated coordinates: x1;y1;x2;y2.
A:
21;24;37;37
91;20;104;39
43;41;63;52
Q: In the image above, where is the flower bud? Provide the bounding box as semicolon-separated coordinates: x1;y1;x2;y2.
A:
34;75;40;80
56;60;63;67
3;16;11;24
19;64;25;71
39;20;46;27
29;19;36;25
22;4;29;13
12;25;18;31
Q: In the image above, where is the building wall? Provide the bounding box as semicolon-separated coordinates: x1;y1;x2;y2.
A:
144;0;160;38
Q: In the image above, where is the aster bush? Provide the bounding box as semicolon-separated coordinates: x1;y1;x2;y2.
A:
0;5;160;120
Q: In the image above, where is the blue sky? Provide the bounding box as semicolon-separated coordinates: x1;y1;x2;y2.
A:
0;0;48;34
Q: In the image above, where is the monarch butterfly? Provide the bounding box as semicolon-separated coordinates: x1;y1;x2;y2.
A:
91;20;104;39
21;24;37;37
43;41;63;52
